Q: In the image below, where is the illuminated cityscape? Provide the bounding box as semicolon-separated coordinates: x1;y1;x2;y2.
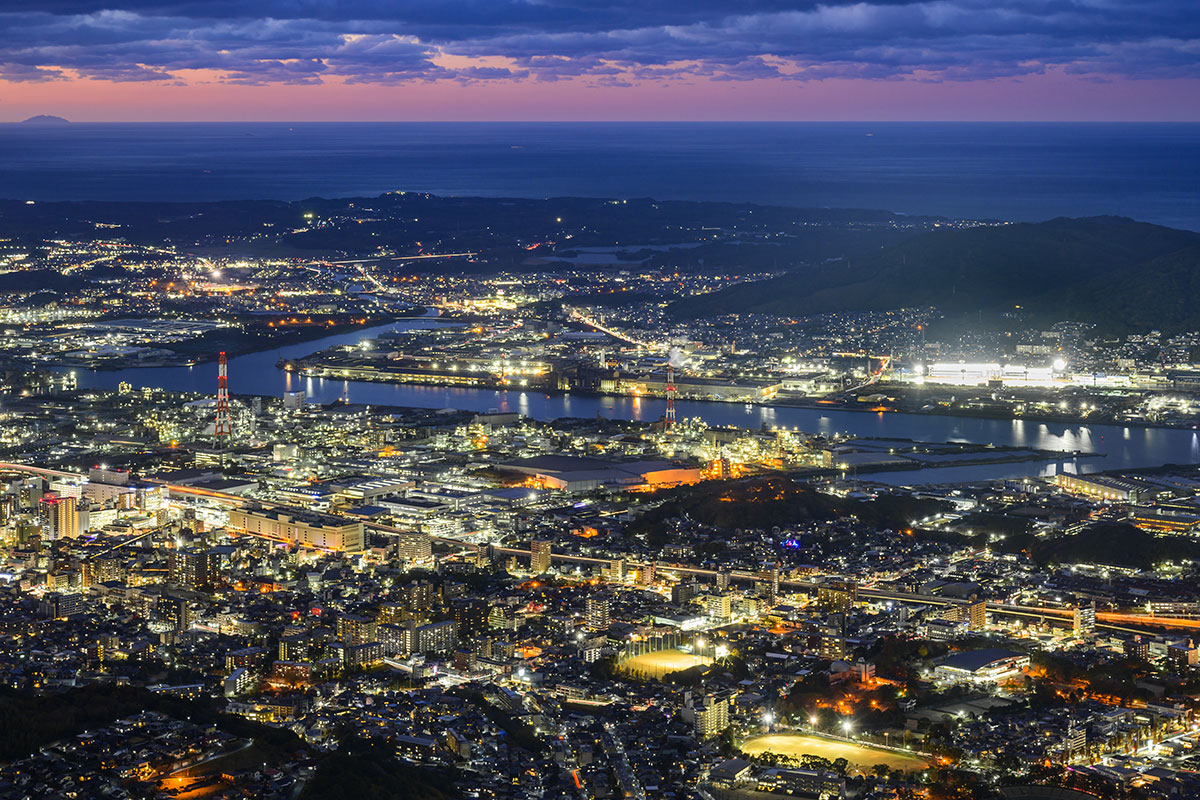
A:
1;1;1200;799
1;194;1200;800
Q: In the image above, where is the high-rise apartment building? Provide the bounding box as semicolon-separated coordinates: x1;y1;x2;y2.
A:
531;539;552;574
694;694;730;738
585;593;611;631
168;548;219;591
39;495;80;540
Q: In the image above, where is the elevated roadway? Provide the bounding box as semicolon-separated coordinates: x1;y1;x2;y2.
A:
4;460;1196;634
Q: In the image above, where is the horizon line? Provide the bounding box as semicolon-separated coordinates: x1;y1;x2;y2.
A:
6;118;1200;125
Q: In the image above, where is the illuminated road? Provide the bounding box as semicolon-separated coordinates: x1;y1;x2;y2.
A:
488;545;1200;634
834;352;894;393
0;462;83;480
566;308;659;349
4;459;1197;635
325;252;477;265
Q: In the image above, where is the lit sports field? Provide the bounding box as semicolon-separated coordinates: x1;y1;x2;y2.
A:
740;734;930;773
618;649;712;679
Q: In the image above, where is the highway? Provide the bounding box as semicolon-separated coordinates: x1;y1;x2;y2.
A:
0;462;84;481
324;252;477;264
5;460;1198;635
487;544;1200;634
566;308;659;349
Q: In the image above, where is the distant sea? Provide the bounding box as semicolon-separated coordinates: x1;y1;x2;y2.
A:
1;122;1197;230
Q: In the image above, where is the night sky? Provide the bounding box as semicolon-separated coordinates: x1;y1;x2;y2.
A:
0;0;1197;120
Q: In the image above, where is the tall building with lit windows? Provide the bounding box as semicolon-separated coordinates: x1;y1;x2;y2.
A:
337;613;377;646
156;594;192;632
816;581;857;614
756;564;780;599
452;598;491;638
168;548;219;591
967;599;988;631
395;531;432;564
694;694;730;738
530;539;552;574
39;494;80;540
585;593;611;631
1072;602;1096;636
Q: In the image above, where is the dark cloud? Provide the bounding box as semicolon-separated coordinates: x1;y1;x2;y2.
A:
0;0;1194;85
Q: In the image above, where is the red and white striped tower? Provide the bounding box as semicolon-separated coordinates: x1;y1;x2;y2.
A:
214;351;232;442
665;361;676;429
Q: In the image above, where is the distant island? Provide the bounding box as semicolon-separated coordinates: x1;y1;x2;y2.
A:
19;115;70;125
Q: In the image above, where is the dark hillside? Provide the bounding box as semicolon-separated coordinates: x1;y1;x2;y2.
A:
675;217;1200;332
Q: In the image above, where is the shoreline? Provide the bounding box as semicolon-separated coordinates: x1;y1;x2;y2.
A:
44;308;430;371
282;361;1192;434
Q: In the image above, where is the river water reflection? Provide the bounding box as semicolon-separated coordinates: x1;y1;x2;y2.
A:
67;320;1200;486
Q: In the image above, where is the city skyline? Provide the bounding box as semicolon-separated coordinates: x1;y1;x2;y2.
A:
3;4;1200;799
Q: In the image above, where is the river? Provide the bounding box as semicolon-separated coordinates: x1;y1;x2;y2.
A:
66;320;1200;486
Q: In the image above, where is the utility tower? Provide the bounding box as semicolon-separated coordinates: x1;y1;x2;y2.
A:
665;361;677;429
214;351;232;443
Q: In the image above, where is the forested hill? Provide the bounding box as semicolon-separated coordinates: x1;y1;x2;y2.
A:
674;216;1200;332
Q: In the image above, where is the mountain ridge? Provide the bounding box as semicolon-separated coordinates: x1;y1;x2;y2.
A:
673;215;1200;332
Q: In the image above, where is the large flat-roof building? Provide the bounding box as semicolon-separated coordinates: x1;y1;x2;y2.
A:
1055;474;1153;503
934;648;1030;684
227;506;364;552
498;455;702;493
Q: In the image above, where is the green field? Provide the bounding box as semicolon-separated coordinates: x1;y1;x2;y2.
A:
740;733;930;774
618;649;712;679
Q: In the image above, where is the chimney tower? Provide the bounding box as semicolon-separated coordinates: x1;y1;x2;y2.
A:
214;351;232;442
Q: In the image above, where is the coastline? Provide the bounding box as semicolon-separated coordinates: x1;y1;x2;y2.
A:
280;361;1191;434
48;308;429;371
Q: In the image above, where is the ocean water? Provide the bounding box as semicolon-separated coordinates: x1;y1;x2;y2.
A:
0;122;1197;230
